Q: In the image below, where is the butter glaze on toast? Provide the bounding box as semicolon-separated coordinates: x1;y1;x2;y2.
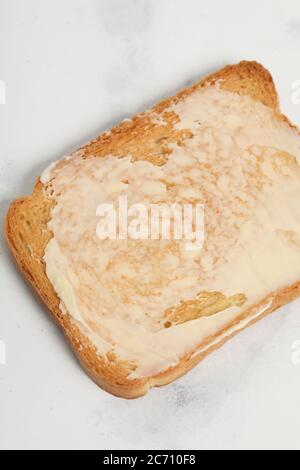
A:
5;61;300;398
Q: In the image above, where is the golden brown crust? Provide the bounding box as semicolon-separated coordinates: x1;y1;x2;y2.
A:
5;61;300;399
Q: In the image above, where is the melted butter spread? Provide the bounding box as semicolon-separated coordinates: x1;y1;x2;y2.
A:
42;85;300;378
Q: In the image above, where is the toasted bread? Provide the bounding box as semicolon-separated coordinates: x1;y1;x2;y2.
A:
5;61;300;398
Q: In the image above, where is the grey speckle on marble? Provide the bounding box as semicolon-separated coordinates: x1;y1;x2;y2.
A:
286;21;300;36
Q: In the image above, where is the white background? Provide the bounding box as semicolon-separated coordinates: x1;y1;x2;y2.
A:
1;0;300;450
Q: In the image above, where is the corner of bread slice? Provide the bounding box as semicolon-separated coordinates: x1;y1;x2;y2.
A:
4;191;154;399
207;60;280;111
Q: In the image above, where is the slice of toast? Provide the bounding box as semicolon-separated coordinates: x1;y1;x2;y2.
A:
5;61;300;398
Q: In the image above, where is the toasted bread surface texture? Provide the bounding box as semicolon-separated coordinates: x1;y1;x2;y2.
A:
5;61;300;398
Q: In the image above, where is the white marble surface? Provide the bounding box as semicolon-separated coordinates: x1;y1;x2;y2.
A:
1;0;300;450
